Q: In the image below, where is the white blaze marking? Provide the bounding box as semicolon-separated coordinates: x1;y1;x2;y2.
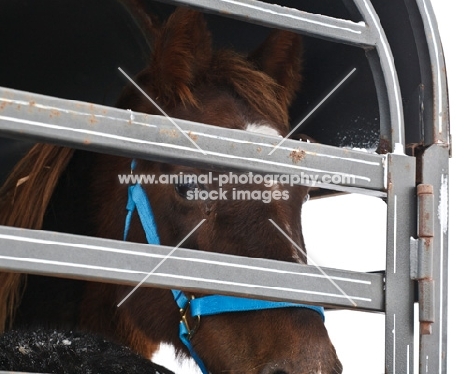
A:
245;123;281;137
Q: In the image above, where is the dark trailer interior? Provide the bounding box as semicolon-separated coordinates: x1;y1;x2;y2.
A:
0;0;446;178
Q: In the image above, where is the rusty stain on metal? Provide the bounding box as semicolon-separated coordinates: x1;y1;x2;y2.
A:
89;115;98;125
49;109;60;118
188;131;198;141
257;147;262;153
376;137;391;154
289;149;306;164
160;128;179;138
417;184;434;238
420;321;432;335
417;184;433;195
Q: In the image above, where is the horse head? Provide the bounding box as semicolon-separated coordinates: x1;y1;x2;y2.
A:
73;8;342;374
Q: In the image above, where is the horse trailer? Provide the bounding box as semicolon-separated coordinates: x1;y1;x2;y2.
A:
0;0;450;372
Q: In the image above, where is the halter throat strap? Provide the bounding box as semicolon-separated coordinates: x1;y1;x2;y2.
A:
123;164;325;374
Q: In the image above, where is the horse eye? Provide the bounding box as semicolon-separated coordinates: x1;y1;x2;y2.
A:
175;177;199;198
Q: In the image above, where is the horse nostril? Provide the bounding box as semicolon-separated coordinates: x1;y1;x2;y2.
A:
272;371;288;374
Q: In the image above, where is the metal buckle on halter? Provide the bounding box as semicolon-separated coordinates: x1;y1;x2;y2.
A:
180;295;201;340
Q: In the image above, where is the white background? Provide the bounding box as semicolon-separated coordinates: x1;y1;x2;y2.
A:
153;0;465;372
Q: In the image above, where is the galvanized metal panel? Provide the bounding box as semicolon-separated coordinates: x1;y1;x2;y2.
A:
0;86;387;196
0;225;385;311
159;0;376;47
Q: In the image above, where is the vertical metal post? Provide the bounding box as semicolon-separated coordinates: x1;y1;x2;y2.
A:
345;0;406;153
419;144;449;373
385;154;417;374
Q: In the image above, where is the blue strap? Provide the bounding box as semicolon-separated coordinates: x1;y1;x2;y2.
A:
172;289;188;308
178;322;209;374
124;183;160;245
123;177;207;373
190;295;325;321
171;291;324;374
123;187;135;241
172;291;209;374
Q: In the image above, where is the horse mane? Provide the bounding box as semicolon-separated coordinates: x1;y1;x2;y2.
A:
0;144;74;332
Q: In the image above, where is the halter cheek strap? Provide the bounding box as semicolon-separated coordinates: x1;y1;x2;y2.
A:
172;290;209;374
123;177;210;373
123;161;325;374
124;183;161;244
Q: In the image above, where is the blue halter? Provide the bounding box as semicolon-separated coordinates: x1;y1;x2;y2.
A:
123;161;325;374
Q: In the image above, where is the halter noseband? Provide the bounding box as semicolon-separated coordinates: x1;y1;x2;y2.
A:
123;162;325;374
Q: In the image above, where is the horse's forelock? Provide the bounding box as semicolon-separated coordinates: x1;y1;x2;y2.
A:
209;50;290;133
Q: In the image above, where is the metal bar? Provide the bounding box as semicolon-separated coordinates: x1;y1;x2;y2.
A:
384;154;416;374
414;0;450;147
419;144;449;373
157;0;376;47
347;0;406;154
0;224;385;312
0;372;48;374
0;86;387;196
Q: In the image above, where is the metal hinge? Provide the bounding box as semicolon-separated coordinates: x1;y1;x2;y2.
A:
410;184;435;335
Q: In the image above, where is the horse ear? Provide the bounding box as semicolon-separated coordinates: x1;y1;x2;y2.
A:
151;8;212;106
249;30;302;108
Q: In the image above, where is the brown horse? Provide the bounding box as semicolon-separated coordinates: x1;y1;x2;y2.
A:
0;7;342;374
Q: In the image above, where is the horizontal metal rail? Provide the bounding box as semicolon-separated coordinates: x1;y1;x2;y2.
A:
0;86;387;196
0;225;385;312
0;372;47;374
159;0;376;47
